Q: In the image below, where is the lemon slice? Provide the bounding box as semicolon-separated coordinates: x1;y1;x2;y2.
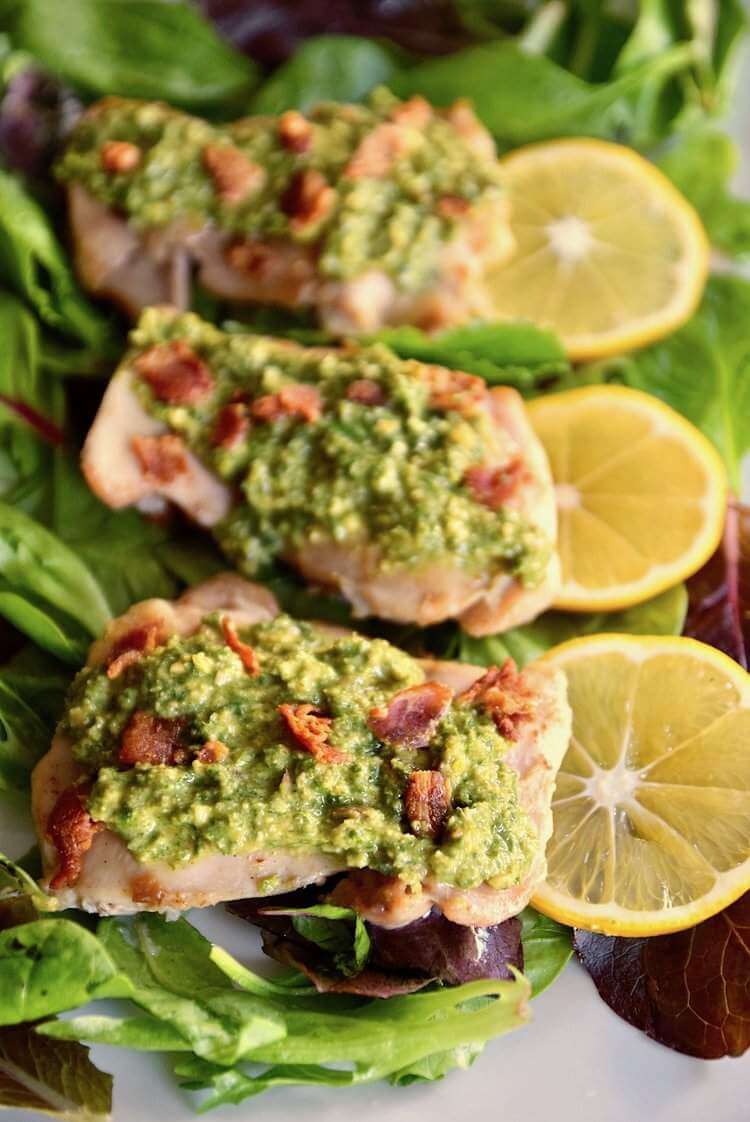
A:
528;385;727;612
534;633;750;936
487;138;709;360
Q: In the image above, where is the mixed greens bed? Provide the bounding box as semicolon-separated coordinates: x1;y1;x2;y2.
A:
0;0;749;1116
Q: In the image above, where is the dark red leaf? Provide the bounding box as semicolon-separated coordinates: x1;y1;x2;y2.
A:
574;892;750;1059
683;501;750;669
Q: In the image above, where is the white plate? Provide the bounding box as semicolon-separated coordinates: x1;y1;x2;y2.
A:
3;44;750;1122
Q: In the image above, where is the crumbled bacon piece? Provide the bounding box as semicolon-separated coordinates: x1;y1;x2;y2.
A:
221;616;261;675
464;458;529;511
278;703;347;763
420;365;486;415
369;681;452;749
458;661;533;741
132;434;188;484
345;379;386;406
100;140;141;174
119;711;187;767
389;96;432;129
47;786;103;890
202;143;266;204
106;622;166;679
438;195;471;220
250;383;322;424
278;109;313;153
344;123;412;179
134;340;215;405
404;770;451;838
196;739;230;764
211;402;249;448
281;169;337;234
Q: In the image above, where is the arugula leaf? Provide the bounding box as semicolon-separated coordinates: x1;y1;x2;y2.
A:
456;583;687;670
4;0;258;109
372;321;569;394
391;39;697;147
574;276;750;491
0;1024;112;1120
252;35;400;114
0;170;111;347
0;852;54;914
660;129;750;260
519;908;572;997
0;919;123;1025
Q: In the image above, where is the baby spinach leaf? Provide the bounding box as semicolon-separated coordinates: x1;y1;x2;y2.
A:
0;170;111;347
574;889;750;1058
457;583;687;670
373;321;569;393
0;919;125;1025
277;905;370;976
519;907;572;996
0;1024;112;1121
4;0;258;110
0;679;53;794
660;129;750;260
252;35;401;114
391;39;697;146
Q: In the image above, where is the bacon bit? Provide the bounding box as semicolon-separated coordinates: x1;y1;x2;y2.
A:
445;99;496;160
221;616;261;676
132;434;188;484
202;143;266;204
130;872;165;906
458;660;533;741
281;169;337;235
225;239;276;278
250;382;322;424
438;195;471;220
197;739;230;764
404;770;451;839
369;681;452;749
420;364;486;415
134;340;215;405
389;95;432;129
464;458;529;511
278;109;313;153
119;711;188;767
345;379;386;406
47;787;103;890
100;140;141;174
211;402;249;448
106;622;166;679
279;703;347;763
344;123;412;179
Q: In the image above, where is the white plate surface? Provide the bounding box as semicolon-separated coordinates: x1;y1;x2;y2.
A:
2;41;750;1122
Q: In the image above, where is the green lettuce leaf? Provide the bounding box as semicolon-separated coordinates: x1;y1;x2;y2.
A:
456;583;687;670
660;129;750;260
3;0;257;109
0;1024;112;1121
270;905;371;977
252;35;400;114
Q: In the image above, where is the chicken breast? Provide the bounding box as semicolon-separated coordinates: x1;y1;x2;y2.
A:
57;91;513;333
32;577;571;926
81;308;560;634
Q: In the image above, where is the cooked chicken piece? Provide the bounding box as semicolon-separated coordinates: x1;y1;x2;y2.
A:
58;91;513;333
82;309;560;634
32;577;570;926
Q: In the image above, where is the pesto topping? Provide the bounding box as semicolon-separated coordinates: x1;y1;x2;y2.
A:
62;613;537;890
56;88;505;293
132;308;552;584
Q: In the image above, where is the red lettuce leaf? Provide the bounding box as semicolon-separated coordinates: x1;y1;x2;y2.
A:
200;1;472;65
574;891;750;1059
228;887;523;996
683;501;750;668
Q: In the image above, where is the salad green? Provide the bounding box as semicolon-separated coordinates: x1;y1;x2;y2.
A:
0;0;747;1116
